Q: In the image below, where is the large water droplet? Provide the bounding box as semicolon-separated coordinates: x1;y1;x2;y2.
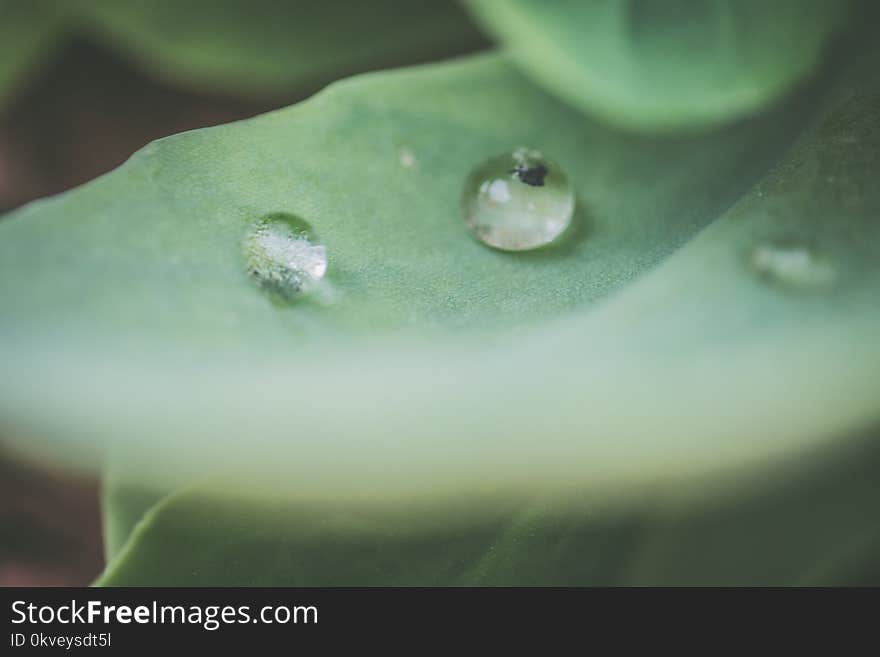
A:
461;147;574;251
750;241;836;290
244;213;327;301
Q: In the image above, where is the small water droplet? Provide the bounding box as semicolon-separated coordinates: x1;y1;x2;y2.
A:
750;241;836;290
243;213;327;301
399;147;417;169
461;147;574;251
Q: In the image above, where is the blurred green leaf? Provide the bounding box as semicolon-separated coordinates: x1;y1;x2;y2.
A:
2;34;879;583
0;0;67;106
96;487;647;585
100;476;168;563
624;432;880;585
0;0;484;106
465;0;850;133
80;0;486;96
97;433;880;585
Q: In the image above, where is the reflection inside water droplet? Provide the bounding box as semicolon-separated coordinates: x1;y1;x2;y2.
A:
750;241;836;290
461;147;574;251
244;213;327;301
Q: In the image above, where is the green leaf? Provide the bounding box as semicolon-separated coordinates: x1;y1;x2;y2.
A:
0;0;67;106
623;432;880;585
464;0;851;133
100;476;169;564
96;486;652;585
97;434;880;585
0;52;833;493
0;0;485;105
2;38;880;583
79;0;486;96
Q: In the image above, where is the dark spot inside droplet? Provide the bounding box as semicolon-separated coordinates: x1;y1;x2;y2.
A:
511;162;548;187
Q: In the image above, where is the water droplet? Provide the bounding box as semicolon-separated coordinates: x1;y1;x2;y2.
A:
461;147;574;251
243;213;327;301
399;146;416;169
750;241;836;290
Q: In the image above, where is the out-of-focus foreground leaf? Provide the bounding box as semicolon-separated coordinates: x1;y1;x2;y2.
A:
465;0;850;133
98;432;880;585
1;37;879;583
0;0;485;106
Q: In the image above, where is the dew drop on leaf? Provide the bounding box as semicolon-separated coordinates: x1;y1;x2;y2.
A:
461;147;574;251
243;213;327;301
750;241;836;290
398;146;417;169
